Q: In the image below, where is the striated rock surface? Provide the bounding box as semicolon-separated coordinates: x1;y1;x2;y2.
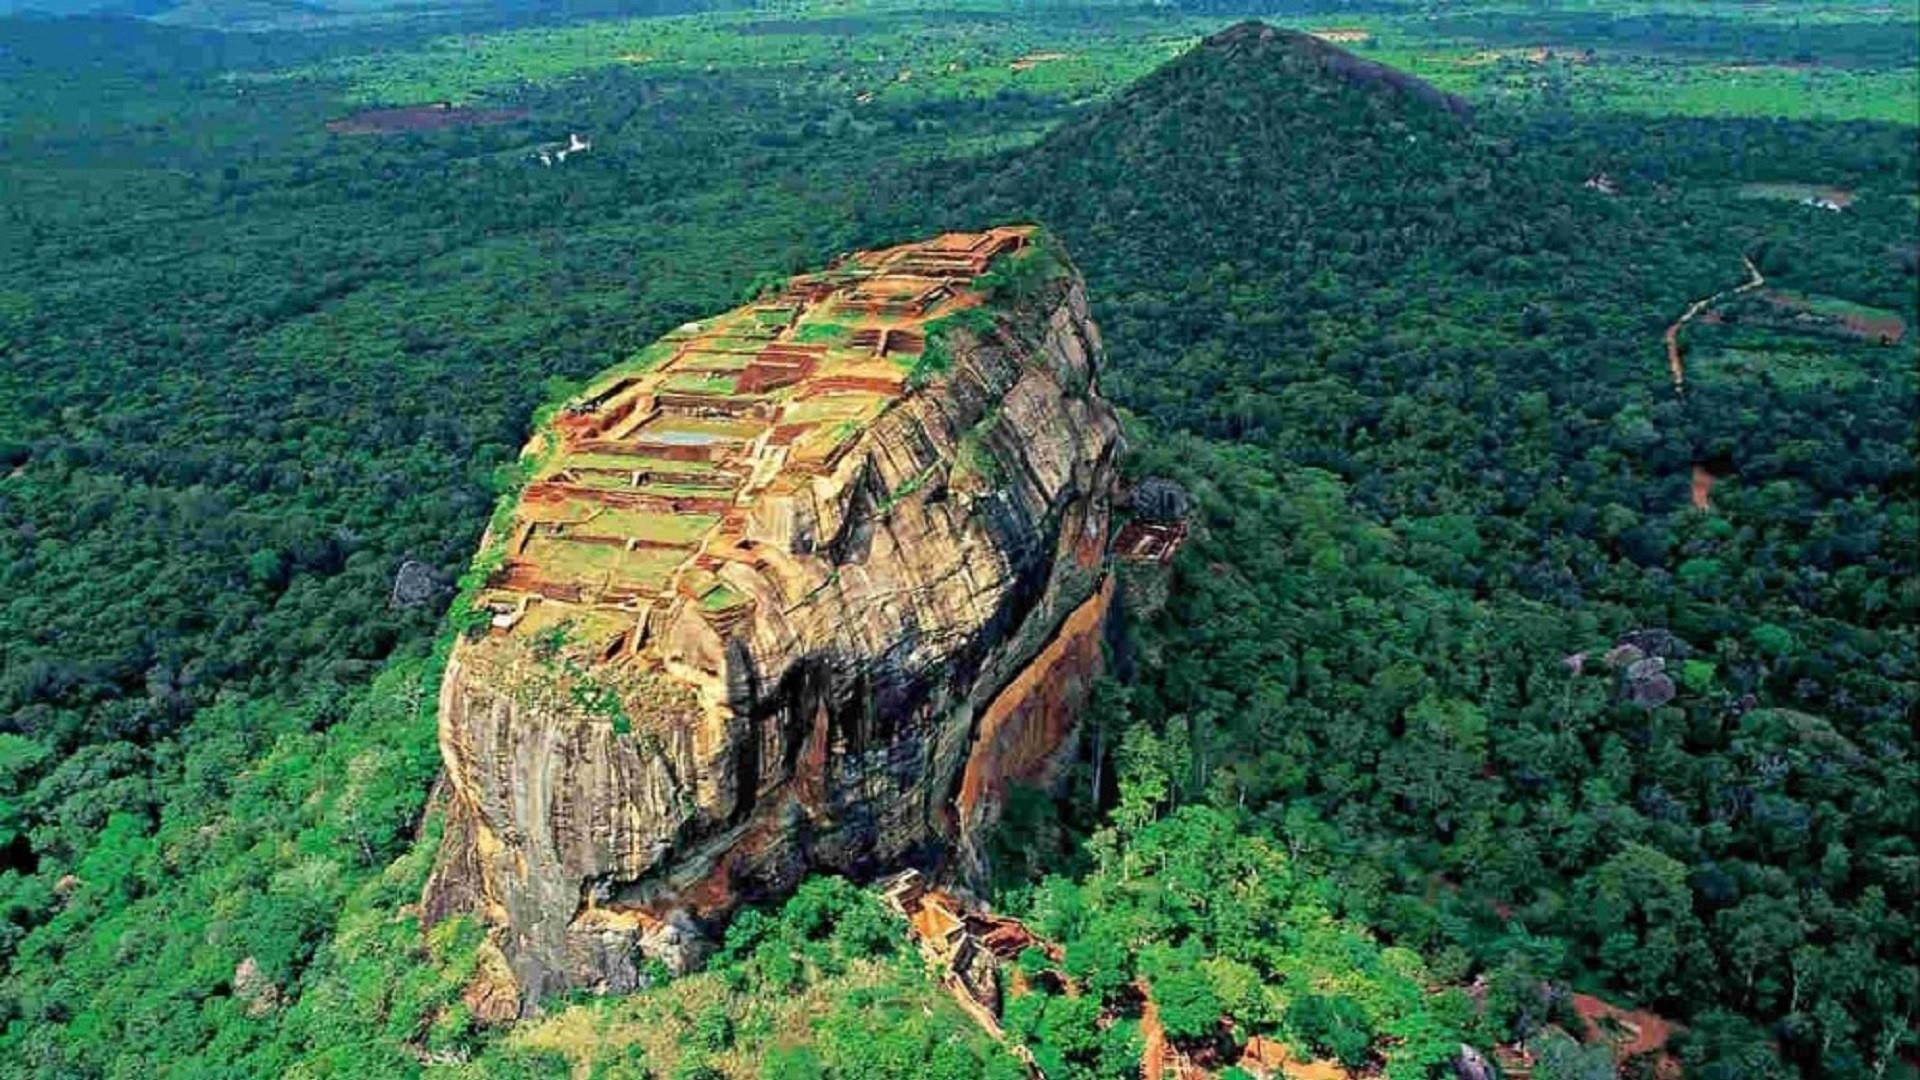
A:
424;228;1123;1008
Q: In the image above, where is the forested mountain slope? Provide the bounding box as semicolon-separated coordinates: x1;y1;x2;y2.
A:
869;21;1917;1078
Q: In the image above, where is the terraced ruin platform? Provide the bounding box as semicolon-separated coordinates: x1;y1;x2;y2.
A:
480;226;1036;657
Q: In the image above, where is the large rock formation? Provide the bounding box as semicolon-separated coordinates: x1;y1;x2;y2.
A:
424;228;1123;1010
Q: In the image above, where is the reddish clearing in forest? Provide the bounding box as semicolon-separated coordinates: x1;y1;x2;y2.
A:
1833;311;1902;342
1573;993;1683;1078
326;104;528;135
1691;465;1716;510
1763;290;1907;343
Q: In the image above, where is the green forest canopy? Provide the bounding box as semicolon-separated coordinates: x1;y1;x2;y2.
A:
0;2;1913;1077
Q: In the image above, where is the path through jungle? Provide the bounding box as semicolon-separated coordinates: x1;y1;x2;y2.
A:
1666;255;1765;509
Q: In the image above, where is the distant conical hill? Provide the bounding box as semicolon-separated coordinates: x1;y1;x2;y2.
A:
947;20;1488;294
1198;20;1470;117
875;21;1552;434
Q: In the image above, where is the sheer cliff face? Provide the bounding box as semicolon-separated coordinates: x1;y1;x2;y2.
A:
423;230;1122;1009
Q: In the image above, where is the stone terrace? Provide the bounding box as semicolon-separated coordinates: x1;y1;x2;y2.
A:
479;227;1035;658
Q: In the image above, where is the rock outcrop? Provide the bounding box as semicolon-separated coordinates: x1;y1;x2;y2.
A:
424;228;1123;1008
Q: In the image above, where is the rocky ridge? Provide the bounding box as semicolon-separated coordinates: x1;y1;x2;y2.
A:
423;228;1124;1012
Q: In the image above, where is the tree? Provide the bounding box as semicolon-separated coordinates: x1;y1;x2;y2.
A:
1582;843;1704;1001
1286;993;1374;1069
1531;1028;1614;1080
1144;944;1223;1043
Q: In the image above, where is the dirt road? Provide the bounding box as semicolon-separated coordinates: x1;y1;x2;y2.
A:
1664;254;1765;392
1666;256;1764;510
